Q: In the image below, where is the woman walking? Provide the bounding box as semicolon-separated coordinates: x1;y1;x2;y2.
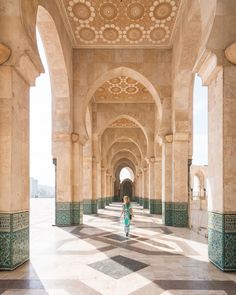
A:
120;196;133;237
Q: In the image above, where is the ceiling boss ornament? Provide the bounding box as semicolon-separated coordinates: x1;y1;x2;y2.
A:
64;0;180;46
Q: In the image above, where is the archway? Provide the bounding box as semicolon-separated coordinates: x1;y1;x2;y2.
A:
35;6;72;226
120;179;133;202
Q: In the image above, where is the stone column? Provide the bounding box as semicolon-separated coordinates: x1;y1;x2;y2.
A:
83;156;97;214
54;134;74;226
106;172;110;205
97;162;102;209
101;167;106;208
0;59;39;269
143;166;150;209
140;171;144;206
162;136;173;225
172;134;189;227
198;52;236;271
150;157;162;214
70;137;83;224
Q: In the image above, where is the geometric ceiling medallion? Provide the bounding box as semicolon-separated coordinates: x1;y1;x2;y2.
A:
125;77;138;85
123;24;145;44
147;24;170;44
94;75;153;103
150;0;177;22
100;24;122;44
99;1;118;21
126;2;145;21
63;0;181;47
109;86;122;94
76;25;99;44
124;86;139;94
109;118;139;128
67;0;95;24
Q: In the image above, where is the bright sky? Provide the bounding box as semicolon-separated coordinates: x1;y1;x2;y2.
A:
192;75;208;165
30;32;208;187
30;30;55;186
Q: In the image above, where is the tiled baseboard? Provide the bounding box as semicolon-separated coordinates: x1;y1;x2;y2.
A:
208;211;236;271
150;199;162;214
83;199;98;214
56;202;83;226
162;202;188;227
0;211;29;270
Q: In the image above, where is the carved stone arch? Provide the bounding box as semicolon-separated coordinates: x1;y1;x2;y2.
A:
80;66;162;141
109;150;139;170
99;114;149;144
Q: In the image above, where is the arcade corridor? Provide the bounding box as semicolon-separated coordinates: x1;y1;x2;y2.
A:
0;199;235;295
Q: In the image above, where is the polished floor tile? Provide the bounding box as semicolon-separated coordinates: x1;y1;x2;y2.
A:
0;199;236;295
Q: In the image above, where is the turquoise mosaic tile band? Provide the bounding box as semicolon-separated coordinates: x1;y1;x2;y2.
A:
97;198;102;209
83;199;98;214
56;202;83;226
0;211;29;270
150;199;162;214
113;195;119;202
162;202;188;227
143;198;149;209
105;197;110;206
208;212;236;271
101;197;105;208
139;197;143;206
162;202;173;225
172;202;188;227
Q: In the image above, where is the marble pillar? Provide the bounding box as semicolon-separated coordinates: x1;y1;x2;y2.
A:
162;137;173;225
101;167;106;208
206;64;236;271
172;135;189;227
150;157;162;214
143;167;150;209
0;64;32;269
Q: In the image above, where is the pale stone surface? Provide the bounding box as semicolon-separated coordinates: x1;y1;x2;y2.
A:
1;0;236;275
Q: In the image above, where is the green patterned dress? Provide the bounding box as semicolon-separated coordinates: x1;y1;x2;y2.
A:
123;203;132;235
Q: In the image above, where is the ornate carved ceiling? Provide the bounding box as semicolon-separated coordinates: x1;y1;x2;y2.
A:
61;0;181;48
93;76;153;103
109;118;139;128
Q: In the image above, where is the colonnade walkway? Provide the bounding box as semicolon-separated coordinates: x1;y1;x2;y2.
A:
0;198;236;294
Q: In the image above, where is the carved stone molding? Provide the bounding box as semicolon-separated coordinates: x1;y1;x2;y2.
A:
0;43;11;65
225;42;236;65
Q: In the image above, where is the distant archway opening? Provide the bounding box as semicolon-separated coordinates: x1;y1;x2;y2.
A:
120;179;133;201
119;167;134;183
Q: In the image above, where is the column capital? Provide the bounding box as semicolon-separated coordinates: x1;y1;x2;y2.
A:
173;132;189;142
0;43;11;65
163;134;173;143
194;49;222;86
15;51;42;86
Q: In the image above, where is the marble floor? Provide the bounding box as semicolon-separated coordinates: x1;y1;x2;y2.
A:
0;199;236;295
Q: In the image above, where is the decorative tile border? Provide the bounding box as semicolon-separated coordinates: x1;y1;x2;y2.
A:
100;197;105;208
139;197;143;206
208;212;236;271
143;198;149;209
0;211;29;270
172;202;188;227
56;202;83;226
83;199;98;214
162;202;173;226
162;202;188;227
150;199;162;214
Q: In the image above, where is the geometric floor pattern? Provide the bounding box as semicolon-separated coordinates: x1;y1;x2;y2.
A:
0;198;236;294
